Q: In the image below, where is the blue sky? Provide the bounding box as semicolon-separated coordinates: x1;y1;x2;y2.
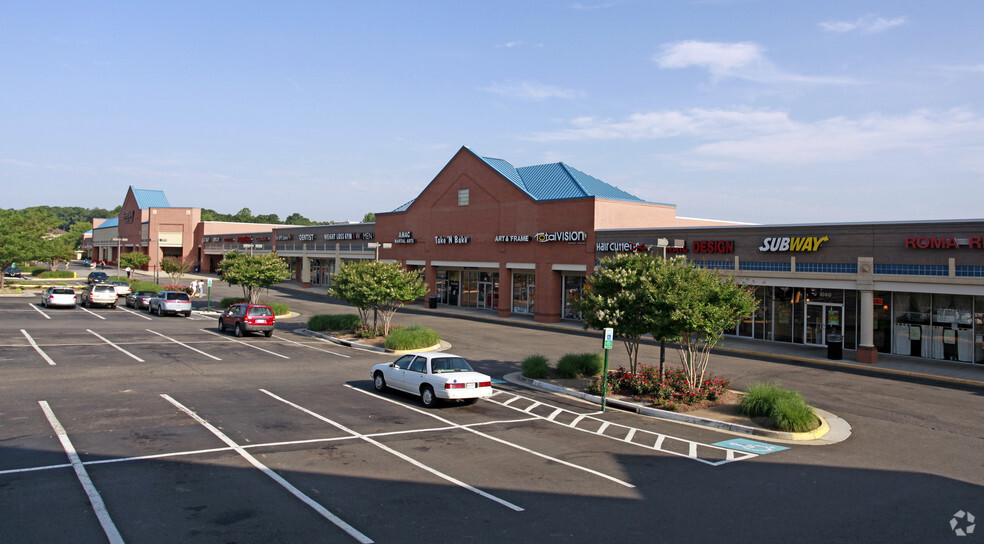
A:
2;1;982;225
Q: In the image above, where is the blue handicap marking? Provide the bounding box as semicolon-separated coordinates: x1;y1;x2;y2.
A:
713;438;789;455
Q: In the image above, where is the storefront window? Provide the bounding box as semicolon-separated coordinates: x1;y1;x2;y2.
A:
512;273;535;315
562;275;585;320
872;291;892;353
773;287;795;342
893;292;932;358
975;296;984;364
932;294;973;362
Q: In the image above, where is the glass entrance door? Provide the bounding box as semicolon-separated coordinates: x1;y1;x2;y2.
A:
805;303;843;345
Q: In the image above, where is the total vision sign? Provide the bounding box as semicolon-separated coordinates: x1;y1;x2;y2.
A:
758;236;829;252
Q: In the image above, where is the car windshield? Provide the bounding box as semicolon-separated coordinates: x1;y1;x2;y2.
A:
52;288;74;295
168;293;191;301
91;273;107;278
93;285;115;293
248;307;273;316
430;357;474;373
136;291;155;297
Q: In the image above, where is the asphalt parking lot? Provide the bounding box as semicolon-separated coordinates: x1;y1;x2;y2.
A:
1;296;981;543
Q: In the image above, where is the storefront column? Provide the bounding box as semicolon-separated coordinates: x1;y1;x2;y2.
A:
424;265;437;299
534;263;561;323
301;250;311;287
858;289;878;364
498;263;511;318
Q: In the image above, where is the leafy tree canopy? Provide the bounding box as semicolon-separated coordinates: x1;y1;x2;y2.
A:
327;260;429;334
0;209;60;288
218;251;291;303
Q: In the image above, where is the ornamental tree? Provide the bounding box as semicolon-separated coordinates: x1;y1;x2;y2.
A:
328;260;429;334
575;252;666;374
160;256;192;284
0;209;59;289
218;251;291;303
658;260;756;391
119;251;151;271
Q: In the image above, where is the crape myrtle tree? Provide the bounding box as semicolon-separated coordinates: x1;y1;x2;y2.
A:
0;209;59;289
660;259;756;392
574;252;667;374
328;260;429;334
218;251;291;303
160;256;193;284
119;251;151;272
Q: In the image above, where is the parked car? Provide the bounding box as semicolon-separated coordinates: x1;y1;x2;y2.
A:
41;286;77;309
79;284;119;308
148;291;192;317
87;271;109;284
106;280;132;297
370;352;493;407
218;303;276;337
126;290;157;310
4;265;22;278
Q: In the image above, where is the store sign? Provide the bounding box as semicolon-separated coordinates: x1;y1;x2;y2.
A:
905;236;984;249
395;231;416;244
535;231;586;243
122;210;135;224
495;235;531;242
435;235;471;244
758;236;829;252
237;236;251;243
692;240;735;254
325;232;354;240
298;234;315;241
275;234;292;241
596;242;648;253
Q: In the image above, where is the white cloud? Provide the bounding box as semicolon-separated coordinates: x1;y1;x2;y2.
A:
654;40;858;85
483;81;584;100
819;15;907;34
527;107;984;168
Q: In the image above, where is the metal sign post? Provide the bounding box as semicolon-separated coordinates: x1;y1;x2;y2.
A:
601;327;613;411
206;278;213;310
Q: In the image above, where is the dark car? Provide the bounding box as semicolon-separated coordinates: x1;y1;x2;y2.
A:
218;303;276;337
4;266;22;278
87;271;109;284
125;290;157;310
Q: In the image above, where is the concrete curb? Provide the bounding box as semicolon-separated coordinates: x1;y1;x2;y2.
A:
296;329;451;355
503;372;852;445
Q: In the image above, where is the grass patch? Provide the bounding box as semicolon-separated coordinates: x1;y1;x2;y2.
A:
130;281;163;292
556;352;604;379
738;382;819;432
521;354;550;379
384;324;440;351
215;297;289;315
35;270;75;278
307;314;362;332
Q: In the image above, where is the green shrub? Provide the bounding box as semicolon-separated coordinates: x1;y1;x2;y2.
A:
384;324;440;351
130;281;163;292
216;297;288;315
26;266;47;276
35;270;75;278
556;352;604;379
219;297;246;308
107;275;129;282
521;355;550;379
739;382;818;432
308;314;362;331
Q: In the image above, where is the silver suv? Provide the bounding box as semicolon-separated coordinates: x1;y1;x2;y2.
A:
79;284;119;308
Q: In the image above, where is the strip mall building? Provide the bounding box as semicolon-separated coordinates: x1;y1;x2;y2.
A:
91;148;984;366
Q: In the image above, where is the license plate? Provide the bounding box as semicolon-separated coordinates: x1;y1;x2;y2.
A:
256;319;267;323
466;383;476;388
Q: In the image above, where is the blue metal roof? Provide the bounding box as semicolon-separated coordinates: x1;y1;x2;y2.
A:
94;217;119;229
131;188;171;209
478;155;653;203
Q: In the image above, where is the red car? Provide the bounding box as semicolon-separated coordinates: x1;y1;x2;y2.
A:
218;303;276;337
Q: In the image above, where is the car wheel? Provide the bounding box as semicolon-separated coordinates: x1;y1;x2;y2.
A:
234;323;244;337
263;330;273;338
110;303;116;309
373;372;386;392
157;306;164;317
420;385;437;408
218;319;226;332
184;312;191;317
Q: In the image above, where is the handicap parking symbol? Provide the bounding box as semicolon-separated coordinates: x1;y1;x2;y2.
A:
713;438;789;455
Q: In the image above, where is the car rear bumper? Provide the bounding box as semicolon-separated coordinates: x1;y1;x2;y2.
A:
241;322;275;332
438;387;494;401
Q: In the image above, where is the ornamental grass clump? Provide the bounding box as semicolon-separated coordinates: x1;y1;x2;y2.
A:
384;324;440;351
521;355;550;379
556;352;603;379
739;382;819;432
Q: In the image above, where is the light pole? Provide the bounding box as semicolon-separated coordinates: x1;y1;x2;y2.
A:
366;242;392;261
112;237;129;278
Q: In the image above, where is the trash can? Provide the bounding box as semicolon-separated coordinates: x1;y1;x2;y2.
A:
827;334;843;360
428;295;438;309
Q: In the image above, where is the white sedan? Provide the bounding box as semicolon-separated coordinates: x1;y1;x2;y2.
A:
371;352;493;407
40;286;77;309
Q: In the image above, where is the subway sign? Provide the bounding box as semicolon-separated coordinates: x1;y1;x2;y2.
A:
759;236;829;252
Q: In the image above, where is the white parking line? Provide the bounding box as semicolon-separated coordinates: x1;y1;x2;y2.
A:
29;304;51;319
117;306;152;320
145;329;221;360
20;329;56;366
87;329;145;363
261;388;525;512
160;394;373;544
276;334;351;358
202;330;290;359
76;306;106;320
346;384;635;489
39;401;124;544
